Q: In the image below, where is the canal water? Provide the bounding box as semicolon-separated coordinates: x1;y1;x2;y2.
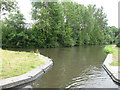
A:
17;46;118;88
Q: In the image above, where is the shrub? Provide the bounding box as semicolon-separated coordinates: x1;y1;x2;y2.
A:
103;45;115;54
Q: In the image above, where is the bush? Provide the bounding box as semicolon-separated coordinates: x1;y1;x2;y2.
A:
103;45;115;54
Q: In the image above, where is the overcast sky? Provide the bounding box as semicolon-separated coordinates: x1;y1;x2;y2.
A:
16;0;119;27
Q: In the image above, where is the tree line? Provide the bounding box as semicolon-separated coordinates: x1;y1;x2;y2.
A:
1;0;120;48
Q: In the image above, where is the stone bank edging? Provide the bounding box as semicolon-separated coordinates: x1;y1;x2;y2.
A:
102;54;120;84
0;53;53;89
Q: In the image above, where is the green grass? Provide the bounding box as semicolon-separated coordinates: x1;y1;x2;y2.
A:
110;47;120;66
110;61;118;66
0;49;45;80
103;45;116;54
104;45;119;66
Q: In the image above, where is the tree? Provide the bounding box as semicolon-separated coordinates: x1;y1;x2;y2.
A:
103;26;119;44
0;0;18;48
32;2;66;48
0;0;18;18
2;12;27;48
2;1;119;48
116;28;120;47
1;0;27;48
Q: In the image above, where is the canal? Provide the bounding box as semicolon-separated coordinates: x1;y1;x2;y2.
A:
17;46;118;88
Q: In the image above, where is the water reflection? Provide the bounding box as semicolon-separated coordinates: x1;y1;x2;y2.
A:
15;46;118;88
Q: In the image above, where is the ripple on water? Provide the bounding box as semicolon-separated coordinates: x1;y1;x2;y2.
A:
66;65;118;88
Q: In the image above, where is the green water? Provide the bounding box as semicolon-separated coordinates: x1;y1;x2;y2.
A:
15;45;118;88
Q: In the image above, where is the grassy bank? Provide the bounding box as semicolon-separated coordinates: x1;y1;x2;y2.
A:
104;45;119;66
0;49;45;80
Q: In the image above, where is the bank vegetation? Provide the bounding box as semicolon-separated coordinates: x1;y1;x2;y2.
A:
104;45;119;66
1;0;120;48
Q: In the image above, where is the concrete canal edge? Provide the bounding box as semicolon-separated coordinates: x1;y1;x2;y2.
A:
0;53;53;89
102;54;120;84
